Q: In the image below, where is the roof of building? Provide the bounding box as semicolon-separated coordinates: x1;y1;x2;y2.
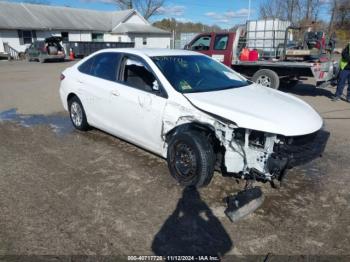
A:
0;1;169;34
112;23;170;35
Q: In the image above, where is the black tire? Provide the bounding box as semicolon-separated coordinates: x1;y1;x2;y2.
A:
68;96;89;131
252;69;280;89
167;130;215;188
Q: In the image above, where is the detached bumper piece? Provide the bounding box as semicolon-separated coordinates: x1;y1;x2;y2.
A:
274;129;330;168
225;187;264;222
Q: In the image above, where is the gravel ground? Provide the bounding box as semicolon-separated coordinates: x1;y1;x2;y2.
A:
0;60;349;259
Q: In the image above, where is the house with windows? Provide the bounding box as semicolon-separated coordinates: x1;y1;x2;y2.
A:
0;1;171;57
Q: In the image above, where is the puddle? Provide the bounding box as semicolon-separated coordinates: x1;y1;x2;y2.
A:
0;108;73;136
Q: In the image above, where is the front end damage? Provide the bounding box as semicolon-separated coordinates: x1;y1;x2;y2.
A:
162;102;329;184
162;101;329;221
215;121;330;183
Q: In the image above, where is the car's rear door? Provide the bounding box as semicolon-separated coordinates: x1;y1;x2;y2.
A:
76;52;124;134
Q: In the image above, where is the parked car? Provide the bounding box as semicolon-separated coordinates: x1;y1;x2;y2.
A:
26;36;65;63
59;49;329;188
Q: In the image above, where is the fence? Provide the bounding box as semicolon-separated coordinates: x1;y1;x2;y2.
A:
64;41;135;58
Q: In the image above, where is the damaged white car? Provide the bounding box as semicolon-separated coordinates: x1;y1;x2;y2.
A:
59;49;329;188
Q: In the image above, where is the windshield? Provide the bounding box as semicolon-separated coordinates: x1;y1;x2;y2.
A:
151;55;250;93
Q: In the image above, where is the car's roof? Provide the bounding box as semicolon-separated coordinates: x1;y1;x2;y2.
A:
99;48;203;57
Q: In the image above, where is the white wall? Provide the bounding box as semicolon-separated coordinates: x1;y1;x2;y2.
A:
104;33;129;42
68;31;92;42
80;32;92;42
0;30;24;52
130;34;171;48
124;14;146;25
146;36;171;48
0;29;95;53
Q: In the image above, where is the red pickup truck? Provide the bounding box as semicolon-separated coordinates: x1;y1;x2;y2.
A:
185;27;336;90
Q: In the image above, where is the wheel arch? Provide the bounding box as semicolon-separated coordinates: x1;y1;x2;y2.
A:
165;122;214;141
164;122;223;157
67;92;78;103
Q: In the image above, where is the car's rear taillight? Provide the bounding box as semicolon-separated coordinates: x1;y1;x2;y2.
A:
60;73;65;81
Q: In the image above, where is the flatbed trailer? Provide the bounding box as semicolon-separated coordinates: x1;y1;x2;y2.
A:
185;20;337;90
232;59;335;89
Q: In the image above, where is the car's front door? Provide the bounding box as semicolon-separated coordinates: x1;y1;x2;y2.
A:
108;54;167;153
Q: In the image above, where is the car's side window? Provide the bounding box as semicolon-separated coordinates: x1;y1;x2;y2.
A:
190;35;211;51
90;53;121;81
121;56;157;93
214;34;229;50
78;57;95;75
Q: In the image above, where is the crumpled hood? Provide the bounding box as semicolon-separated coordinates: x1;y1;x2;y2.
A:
184;83;323;136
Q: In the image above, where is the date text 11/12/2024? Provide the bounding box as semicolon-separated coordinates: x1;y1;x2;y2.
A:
127;255;220;261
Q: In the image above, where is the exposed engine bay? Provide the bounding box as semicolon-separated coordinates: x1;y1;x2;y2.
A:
213;121;329;183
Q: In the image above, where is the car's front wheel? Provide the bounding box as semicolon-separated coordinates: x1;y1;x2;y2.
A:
68;96;89;131
167;130;215;188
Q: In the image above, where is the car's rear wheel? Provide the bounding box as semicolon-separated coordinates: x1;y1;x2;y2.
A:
252;69;280;89
68;96;89;131
167;130;215;188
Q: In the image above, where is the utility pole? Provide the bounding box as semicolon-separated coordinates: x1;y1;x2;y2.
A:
127;0;132;9
248;0;251;20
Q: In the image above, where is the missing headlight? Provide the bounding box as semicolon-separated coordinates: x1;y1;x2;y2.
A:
249;130;266;148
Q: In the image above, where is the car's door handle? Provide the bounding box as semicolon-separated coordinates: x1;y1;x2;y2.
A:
77;79;84;84
111;90;120;96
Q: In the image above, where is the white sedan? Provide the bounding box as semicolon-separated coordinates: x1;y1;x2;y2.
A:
59;48;329;187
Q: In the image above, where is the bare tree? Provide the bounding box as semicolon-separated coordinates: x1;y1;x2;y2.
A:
328;0;338;33
259;0;302;23
113;0;132;9
112;0;165;20
260;0;325;24
302;0;322;22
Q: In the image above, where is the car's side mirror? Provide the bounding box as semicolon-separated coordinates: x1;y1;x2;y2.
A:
184;44;190;50
152;80;160;91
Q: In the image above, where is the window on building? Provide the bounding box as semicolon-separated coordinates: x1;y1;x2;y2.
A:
61;32;69;42
143;37;147;45
91;33;104;42
18;30;36;45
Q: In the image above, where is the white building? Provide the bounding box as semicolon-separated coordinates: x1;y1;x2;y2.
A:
0;1;171;54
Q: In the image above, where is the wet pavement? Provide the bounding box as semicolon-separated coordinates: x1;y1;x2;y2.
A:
0;61;350;257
